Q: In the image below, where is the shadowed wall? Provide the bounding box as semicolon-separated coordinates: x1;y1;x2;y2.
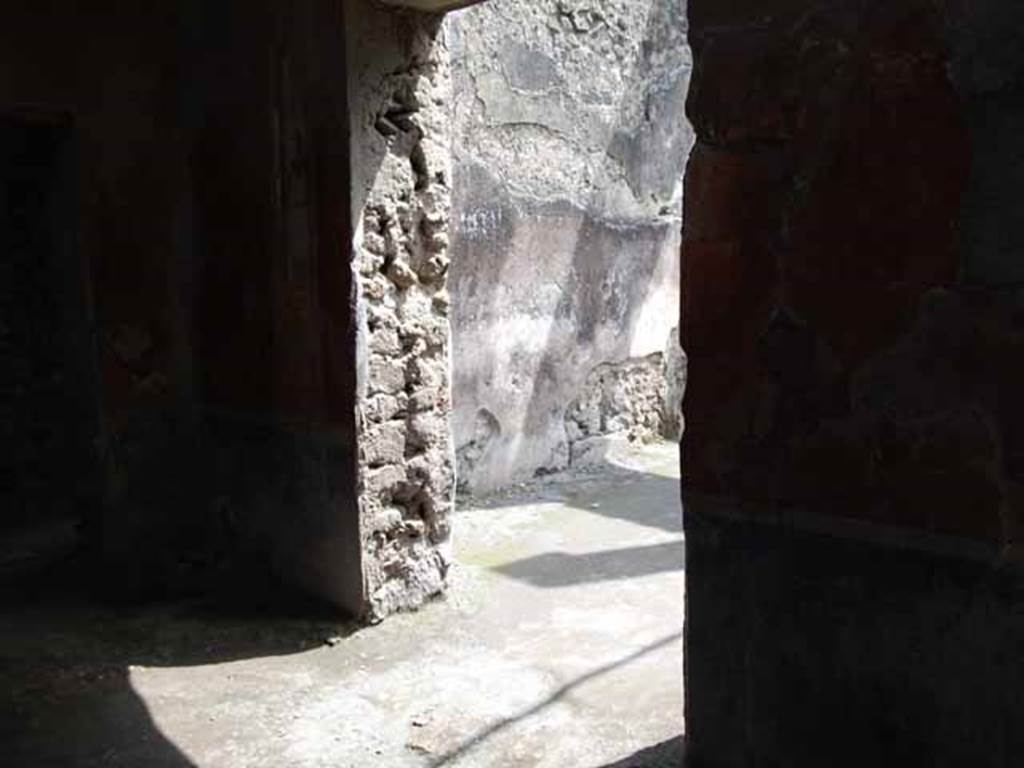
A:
682;1;1024;765
0;0;361;609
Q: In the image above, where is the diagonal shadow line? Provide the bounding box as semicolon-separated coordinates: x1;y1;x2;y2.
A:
429;631;683;767
597;735;685;768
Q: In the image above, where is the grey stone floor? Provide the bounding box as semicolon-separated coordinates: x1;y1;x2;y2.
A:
3;441;684;767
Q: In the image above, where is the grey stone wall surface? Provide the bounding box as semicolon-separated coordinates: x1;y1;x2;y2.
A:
447;0;693;493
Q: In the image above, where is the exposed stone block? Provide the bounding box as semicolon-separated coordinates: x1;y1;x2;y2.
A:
364;393;408;423
365;464;407;501
367;356;407;395
362;422;406;468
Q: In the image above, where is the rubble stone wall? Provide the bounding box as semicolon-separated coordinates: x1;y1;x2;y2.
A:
565;348;685;468
346;1;456;618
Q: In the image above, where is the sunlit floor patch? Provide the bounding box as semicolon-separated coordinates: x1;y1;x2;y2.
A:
7;441;684;768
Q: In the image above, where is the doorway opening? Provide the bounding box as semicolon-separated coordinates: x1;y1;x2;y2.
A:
434;1;693;763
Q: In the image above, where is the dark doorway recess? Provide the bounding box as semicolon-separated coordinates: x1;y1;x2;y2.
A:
0;113;100;581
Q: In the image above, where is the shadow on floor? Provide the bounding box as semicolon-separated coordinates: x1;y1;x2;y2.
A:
493;540;684;587
472;455;684;588
462;457;683;535
598;736;685;768
0;555;355;767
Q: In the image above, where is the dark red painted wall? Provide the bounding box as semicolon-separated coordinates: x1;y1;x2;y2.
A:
682;0;1020;547
682;2;1024;764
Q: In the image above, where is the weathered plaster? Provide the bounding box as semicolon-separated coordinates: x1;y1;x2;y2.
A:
448;0;693;492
